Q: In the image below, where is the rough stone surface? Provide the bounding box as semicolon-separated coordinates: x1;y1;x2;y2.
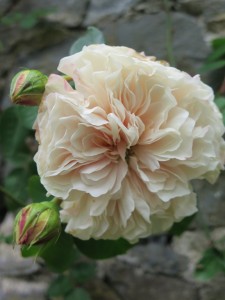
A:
134;0;164;14
84;0;139;25
0;0;10;15
203;0;225;20
86;280;121;300
178;0;204;16
199;278;225;300
105;261;199;300
207;12;225;33
103;12;210;74
194;172;225;227
12;0;89;27
118;241;188;276
1;0;225;299
0;277;49;300
172;231;209;279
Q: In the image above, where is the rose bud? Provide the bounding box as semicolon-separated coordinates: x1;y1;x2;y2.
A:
10;69;48;106
14;201;61;246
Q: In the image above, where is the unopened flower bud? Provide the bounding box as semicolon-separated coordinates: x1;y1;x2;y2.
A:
14;201;61;246
10;69;48;106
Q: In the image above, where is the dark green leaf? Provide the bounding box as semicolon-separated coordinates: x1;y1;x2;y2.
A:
207;44;225;63
20;16;38;29
215;96;225;109
4;168;30;208
0;106;29;162
215;96;225;124
21;230;79;272
200;60;225;73
15;106;38;129
212;38;225;49
70;262;96;284
41;230;79;272
28;175;53;202
21;244;42;257
65;288;91;300
169;213;197;236
194;248;225;280
48;276;74;297
74;238;134;259
69;27;105;55
0;185;24;208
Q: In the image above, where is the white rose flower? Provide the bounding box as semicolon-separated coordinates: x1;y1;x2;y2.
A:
34;44;225;242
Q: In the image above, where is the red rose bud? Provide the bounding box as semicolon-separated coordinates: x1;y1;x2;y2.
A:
10;69;48;106
14;201;61;246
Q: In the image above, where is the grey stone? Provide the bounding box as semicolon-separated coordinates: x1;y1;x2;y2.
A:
134;0;163;14
0;214;40;277
14;37;79;74
84;0;139;25
0;243;40;276
86;279;121;300
103;12;210;73
207;12;225;33
0;0;10;16
199;278;225;300
0;276;49;300
105;262;198;300
0;213;14;236
1;36;79;109
11;0;88;27
119;242;188;276
134;0;164;14
172;231;209;279
178;0;204;15
203;0;225;20
194;172;225;227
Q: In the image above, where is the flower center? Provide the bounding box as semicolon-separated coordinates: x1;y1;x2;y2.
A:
125;147;134;163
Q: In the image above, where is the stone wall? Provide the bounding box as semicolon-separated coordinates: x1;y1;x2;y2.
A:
1;0;225;106
1;1;225;300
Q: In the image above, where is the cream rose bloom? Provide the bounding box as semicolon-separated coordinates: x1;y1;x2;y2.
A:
34;44;225;242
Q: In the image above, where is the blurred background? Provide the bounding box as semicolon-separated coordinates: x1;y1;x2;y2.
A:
0;0;225;299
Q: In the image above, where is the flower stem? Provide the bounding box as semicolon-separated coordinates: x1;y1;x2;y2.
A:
163;0;176;66
51;197;62;206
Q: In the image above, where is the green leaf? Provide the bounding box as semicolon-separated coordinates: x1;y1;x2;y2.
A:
48;276;74;297
41;230;79;272
74;238;134;259
212;38;225;49
194;248;225;281
169;213;197;236
70;262;96;284
69;27;105;55
65;288;91;300
200;60;225;73
0;185;24;208
215;96;225;109
215;96;225;124
21;230;79;272
15;106;38;129
21;244;42;257
20;15;38;29
207;43;225;63
28;175;53;202
4;168;30;208
0;106;29;162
